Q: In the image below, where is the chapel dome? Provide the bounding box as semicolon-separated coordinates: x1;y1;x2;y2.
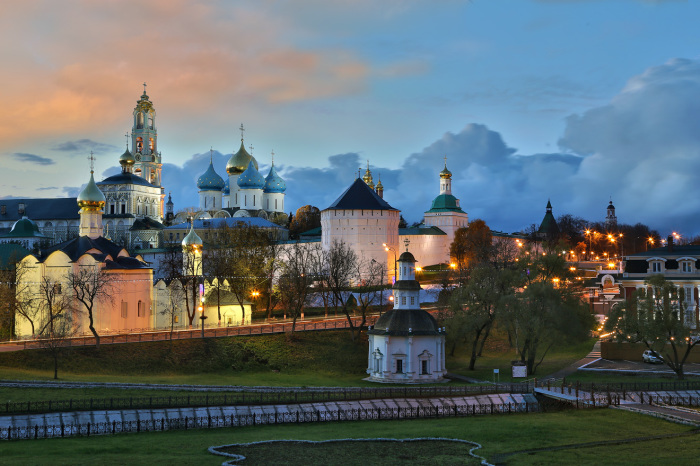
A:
398;251;416;263
197;161;225;190
439;164;452;179
226;141;258;175
9;217;41;236
182;223;203;247
237;160;265;189
77;172;106;208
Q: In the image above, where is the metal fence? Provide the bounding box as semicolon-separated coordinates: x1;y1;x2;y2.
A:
1;383;533;415
1;402;542;440
535;378;700;394
0;316;378;351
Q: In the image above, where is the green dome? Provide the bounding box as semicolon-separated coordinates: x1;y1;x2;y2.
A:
77;172;106;208
426;194;465;213
6;217;45;238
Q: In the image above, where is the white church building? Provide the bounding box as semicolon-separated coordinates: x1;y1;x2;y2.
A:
366;245;446;383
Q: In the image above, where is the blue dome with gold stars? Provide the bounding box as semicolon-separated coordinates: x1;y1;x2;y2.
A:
263;164;286;193
237;160;265;189
197;160;225;191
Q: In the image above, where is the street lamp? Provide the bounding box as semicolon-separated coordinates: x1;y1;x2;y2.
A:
198;297;206;338
383;243;397;283
647;237;655;251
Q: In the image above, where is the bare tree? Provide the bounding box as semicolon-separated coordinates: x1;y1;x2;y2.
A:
66;266;115;350
36;277;74;379
277;242;319;335
319;240;360;340
159;278;185;339
354;258;385;334
0;254;35;339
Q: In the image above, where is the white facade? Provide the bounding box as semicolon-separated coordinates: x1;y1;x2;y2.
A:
366;248;446;383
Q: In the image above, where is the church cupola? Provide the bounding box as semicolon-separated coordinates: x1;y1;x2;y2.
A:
362;161;375;189
376;174;384;199
197;148;224;212
78;154;106;239
263;152;286;213
439;156;452;195
226;124;258;208
182;219;203;277
119;139;135;174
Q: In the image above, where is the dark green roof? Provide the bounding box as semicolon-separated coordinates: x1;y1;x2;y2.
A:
538;212;560;236
399;226;446;236
368;309;440;336
425;194;466;213
1;217;47;239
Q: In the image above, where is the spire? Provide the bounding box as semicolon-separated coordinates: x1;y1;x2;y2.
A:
239;123;245;142
210;146;214;163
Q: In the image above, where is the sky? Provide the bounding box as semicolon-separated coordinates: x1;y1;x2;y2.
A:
2;0;700;236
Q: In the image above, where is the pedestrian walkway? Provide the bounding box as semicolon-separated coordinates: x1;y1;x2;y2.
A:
541;340;601;380
0;392;538;439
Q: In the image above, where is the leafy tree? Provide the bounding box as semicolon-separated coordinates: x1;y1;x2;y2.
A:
605;275;700;379
66;265;115;350
449;219;492;281
506;280;593;375
556;214;588;247
288;205;321;238
214;223;272;324
448;264;517;370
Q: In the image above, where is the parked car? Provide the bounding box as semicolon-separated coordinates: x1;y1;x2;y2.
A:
642;350;663;364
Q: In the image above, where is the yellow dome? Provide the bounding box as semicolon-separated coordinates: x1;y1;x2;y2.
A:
226;140;258;175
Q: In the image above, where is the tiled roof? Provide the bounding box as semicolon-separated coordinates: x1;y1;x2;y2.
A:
0;198;79;222
325;178;397;211
165;216;285;231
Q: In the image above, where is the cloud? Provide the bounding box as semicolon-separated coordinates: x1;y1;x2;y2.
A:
36;186;59;191
12;152;54;165
52;139;118;154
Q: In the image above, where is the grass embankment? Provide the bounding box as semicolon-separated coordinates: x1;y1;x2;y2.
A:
0;331;370;388
447;331;596;381
0;409;697;465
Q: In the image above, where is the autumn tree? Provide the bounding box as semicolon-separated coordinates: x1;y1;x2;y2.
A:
288;205;321;238
449;219;492;282
605;275;700;380
67;265;115;349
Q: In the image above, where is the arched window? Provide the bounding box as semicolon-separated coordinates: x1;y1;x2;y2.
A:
137;113;144;129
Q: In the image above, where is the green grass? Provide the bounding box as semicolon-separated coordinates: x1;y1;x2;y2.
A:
0;331;374;386
215;439;481;465
447;332;596;381
0;409;695;465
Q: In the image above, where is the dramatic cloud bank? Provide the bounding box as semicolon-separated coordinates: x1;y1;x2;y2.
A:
158;58;700;236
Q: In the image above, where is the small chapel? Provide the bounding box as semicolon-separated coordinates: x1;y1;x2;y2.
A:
366;243;446;383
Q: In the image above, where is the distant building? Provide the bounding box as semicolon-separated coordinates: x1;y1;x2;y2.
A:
605;200;618;229
537;200;560;240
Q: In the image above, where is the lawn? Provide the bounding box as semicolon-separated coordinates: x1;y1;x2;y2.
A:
0;409;696;465
447;331;597;382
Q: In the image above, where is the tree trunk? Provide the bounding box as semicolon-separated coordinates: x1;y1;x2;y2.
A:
87;309;100;350
468;330;481;370
53;352;58;380
476;320;493;357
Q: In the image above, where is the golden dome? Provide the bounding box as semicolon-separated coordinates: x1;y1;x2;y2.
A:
226;140;258;175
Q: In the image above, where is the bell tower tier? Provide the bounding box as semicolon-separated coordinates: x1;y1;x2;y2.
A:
131;83;164;218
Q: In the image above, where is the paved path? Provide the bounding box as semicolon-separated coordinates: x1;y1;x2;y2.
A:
540;340;601;380
0;393;538;438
